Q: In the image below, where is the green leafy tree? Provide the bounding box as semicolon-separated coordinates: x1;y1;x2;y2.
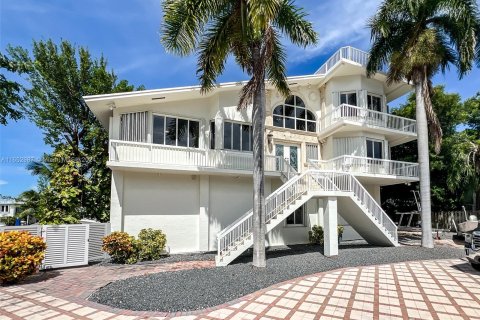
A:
161;0;317;267
0;53;24;125
367;0;480;248
6;39;143;223
383;86;470;214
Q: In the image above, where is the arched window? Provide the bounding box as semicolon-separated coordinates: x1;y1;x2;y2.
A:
273;95;316;132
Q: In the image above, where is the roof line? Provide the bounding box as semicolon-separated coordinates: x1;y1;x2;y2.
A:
83;74;324;102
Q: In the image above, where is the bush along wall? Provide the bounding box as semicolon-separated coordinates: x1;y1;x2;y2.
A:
102;228;167;264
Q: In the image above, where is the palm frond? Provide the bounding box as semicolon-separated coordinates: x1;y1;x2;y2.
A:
161;0;228;56
274;0;318;48
246;0;282;31
423;75;443;154
263;27;289;98
196;4;237;93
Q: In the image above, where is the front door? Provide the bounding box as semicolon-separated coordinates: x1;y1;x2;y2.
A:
275;144;300;171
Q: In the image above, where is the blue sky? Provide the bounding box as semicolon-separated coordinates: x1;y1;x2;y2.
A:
1;0;480;197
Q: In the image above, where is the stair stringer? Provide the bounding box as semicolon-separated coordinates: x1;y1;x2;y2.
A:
216;170;399;267
216;193;314;266
337;195;399;246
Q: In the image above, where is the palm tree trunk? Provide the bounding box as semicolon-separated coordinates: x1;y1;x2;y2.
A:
415;79;434;248
252;46;266;268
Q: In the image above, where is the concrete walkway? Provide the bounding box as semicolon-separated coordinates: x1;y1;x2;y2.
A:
1;259;479;320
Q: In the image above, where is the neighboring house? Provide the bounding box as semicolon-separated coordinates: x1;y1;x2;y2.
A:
0;198;23;218
84;47;418;266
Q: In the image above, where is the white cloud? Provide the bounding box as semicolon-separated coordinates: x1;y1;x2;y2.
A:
283;0;382;63
0;180;7;186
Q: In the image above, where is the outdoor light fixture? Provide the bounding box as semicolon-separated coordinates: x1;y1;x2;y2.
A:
107;102;116;111
267;132;274;145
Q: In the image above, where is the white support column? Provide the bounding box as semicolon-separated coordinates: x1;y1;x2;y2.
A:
215;117;223;150
147;111;153;143
112;111;121;140
110;170;124;232
317;198;325;227
323;196;338;256
198;175;210;251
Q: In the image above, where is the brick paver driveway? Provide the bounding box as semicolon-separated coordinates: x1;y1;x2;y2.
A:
1;259;479;320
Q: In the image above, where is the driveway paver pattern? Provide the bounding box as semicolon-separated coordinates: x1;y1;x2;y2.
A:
1;259;479;320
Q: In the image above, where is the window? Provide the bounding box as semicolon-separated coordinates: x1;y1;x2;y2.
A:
367;94;382;112
366;139;383;159
0;205;8;212
223;121;252;152
306;143;319;161
210;121;215;149
340;92;357;106
286;205;305;226
152;115;200;148
120;112;148;142
273;95;316;132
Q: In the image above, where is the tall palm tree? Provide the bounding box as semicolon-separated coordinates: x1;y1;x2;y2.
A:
366;0;480;248
161;0;317;267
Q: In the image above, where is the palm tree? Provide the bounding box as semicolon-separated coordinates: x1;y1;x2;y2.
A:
161;0;317;267
366;0;480;248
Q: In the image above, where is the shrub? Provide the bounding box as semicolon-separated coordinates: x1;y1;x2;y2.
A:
0;231;47;284
308;225;324;244
0;216;16;226
309;225;345;245
337;225;344;237
137;228;167;261
102;232;137;264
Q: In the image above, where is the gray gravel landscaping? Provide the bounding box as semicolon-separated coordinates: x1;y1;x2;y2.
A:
89;244;465;312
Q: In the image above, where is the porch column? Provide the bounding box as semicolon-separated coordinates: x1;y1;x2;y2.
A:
215;117;223;150
198;175;210;251
316;198;325;227
110;170;124;232
323;196;338;256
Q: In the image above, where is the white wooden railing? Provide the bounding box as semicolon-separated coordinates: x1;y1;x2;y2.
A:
109;140;280;172
320;104;416;134
309;156;419;178
315;46;387;75
216;169;398;260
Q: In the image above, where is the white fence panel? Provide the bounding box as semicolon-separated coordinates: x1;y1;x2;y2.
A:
0;225;42;236
1;222;110;269
42;224;89;269
84;222;110;261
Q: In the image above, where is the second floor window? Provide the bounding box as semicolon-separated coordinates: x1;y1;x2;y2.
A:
273;95;316;132
153;115;200;148
340;92;357;106
224;121;252;152
367;94;382;112
366;139;383;159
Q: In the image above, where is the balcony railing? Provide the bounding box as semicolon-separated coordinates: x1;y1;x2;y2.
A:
109;140;283;172
320;104;416;134
309;156;419;179
315;46;387;75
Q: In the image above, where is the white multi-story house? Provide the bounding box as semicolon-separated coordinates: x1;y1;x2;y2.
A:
0;198;23;218
84;47;418;266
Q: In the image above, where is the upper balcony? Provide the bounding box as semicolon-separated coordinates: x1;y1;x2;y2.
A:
309;155;419;185
318;104;417;146
108;139;288;177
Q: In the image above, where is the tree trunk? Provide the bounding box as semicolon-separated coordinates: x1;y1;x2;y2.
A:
415;79;434;248
252;47;266;268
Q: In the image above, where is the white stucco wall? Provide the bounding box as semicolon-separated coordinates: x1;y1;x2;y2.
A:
121;172;200;253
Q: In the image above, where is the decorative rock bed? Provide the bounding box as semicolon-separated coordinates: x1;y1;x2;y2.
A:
89;244;465;312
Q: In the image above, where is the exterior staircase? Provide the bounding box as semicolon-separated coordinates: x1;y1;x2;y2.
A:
215;162;398;267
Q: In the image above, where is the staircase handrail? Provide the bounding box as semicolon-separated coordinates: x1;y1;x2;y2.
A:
217;167;398;259
216;172;304;238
